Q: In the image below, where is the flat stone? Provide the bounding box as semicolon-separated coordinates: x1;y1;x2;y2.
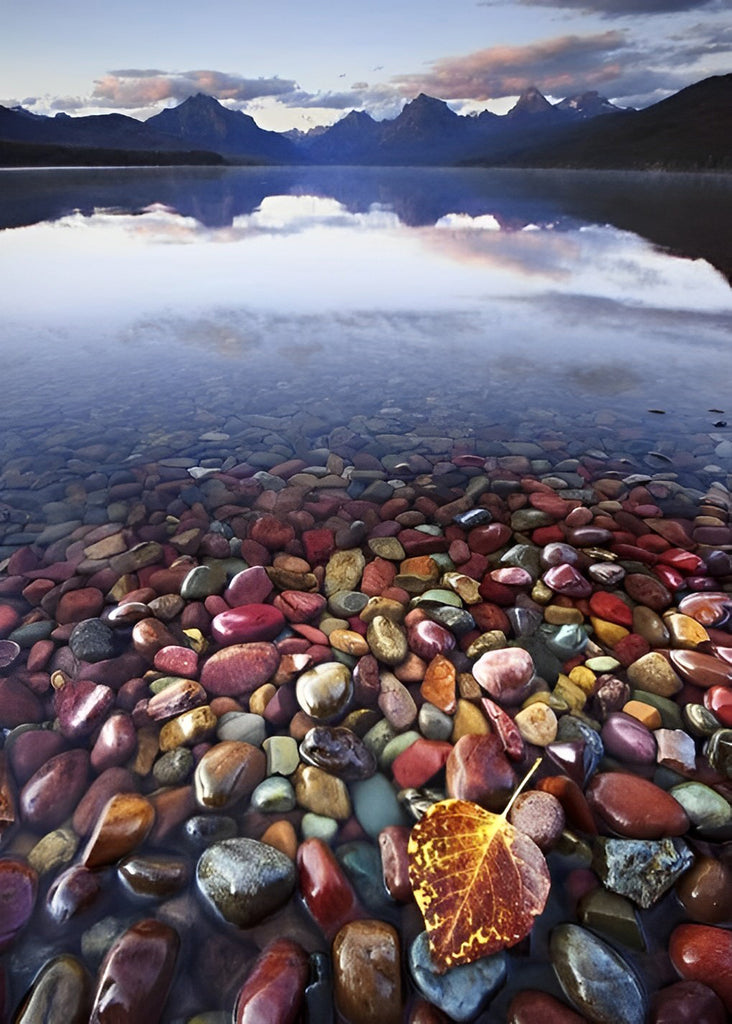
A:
200;643;280;696
586;772;688;838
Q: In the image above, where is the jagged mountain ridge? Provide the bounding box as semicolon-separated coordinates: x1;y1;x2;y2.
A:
1;76;728;170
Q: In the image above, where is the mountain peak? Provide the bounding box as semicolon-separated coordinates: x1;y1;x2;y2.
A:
507;86;556;119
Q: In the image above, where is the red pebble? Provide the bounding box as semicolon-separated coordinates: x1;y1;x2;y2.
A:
669;924;732;1011
650;981;727;1024
234;938;309;1024
704;685;732;726
297;838;363;941
588;592;633;628
378;825;413;902
391;738;453;789
507;989;588;1023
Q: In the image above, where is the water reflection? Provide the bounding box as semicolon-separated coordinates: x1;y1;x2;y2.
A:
2;165;731;283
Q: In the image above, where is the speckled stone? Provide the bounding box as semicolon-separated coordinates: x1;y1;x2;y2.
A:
593;836;693;908
196;838;296;927
333;919;403;1024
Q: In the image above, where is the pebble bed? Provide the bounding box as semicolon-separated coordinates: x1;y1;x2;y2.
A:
1;401;732;1024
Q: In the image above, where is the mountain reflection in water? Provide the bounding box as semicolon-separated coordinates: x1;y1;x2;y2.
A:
2;165;731;285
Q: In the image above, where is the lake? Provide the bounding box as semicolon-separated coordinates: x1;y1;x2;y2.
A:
1;165;732;1023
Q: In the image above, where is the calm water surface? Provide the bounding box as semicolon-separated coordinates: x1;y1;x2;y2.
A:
1;165;731;454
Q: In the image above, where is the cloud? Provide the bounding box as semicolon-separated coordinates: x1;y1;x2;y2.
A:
480;0;719;13
392;32;631;100
91;70;299;108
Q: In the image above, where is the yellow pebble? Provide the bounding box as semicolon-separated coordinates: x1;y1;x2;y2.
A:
590;616;630;647
662;613;709;650
329;628;369;656
553;674;587;712
531;581;554;605
183;628;208;654
451;699;490;741
568;665;597;695
544;605;585;625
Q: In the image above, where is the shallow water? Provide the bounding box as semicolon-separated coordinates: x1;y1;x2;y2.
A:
1;166;732;1021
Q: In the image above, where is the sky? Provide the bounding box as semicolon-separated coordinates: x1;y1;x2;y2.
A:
1;0;729;131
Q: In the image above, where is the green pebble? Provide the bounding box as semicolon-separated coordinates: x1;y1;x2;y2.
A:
351;773;410;838
301;812;339;842
380;730;420;770
670;781;732;830
250;777;296;813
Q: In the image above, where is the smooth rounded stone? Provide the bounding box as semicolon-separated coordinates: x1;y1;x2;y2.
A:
508;790;565;851
683;702;722;738
20;749;90;831
301;812;339;841
194;741;266;810
669;649;732;689
28;826;78;875
197;838;296;928
577;887;645;951
407;620;456;660
224;565;274;606
200;643;280;696
650;981;727;1024
367;616;408;666
472;647;534;705
91;712;137;772
262;735;299;776
68;618;116;663
294;764;352;819
514;704;558;746
159;705;217;751
183;814;237;848
117;854;189;899
89;918;179;1024
550;923;646;1024
624;573;672;613
446;734;517;812
675;855;732;924
601;712;657;764
409;930;507;1023
211;604;285;645
233;938;310;1024
300;725;376;780
180;563;226;600
593;836;693;908
82;793;155;870
586;772;689;838
296;661;353;721
351;773;410;837
47;864;102;923
147;678;207;721
53;678;114;741
12;953;91;1024
669;924;732;1011
507;989;588;1024
72;767;136;838
251;776;296;813
0;858;37;951
333;920;403;1024
378;672;417;730
626;652;682;697
217;711;267;746
418;702;454;741
6;727;66;786
669;781;732;831
297;837;363;941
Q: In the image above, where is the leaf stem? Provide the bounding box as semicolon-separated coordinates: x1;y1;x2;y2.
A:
501;756;542;820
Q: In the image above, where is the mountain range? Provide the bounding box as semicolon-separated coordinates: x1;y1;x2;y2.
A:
0;74;730;171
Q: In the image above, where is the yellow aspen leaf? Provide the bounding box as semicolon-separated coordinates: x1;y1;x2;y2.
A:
407;797;550;972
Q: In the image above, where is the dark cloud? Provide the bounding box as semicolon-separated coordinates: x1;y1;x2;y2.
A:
91;70;298;108
479;0;719;14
